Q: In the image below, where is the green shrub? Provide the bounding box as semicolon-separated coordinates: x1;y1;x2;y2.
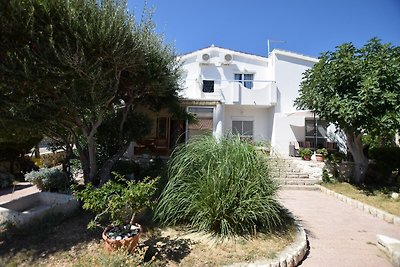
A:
155;135;288;237
73;173;158;229
299;148;312;159
316;148;328;157
25;167;70;192
326;151;347;163
367;146;400;183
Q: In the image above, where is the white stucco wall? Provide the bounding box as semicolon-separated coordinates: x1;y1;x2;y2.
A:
271;51;316;114
180;46;273;105
269;50;318;155
223;106;274;142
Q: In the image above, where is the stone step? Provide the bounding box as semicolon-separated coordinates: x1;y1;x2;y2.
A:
271;168;301;173
275;178;319;185
279;184;319;191
272;173;310;179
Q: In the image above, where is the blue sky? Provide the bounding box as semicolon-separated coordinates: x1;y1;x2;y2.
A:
128;0;400;58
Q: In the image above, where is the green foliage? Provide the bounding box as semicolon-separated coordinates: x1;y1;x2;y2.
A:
295;38;400;137
96;112;151;167
316;148;328;157
155;135;288;237
299;148;312;159
322;168;332;183
363;133;396;151
0;0;183;184
326;151;347;163
73;173;158;228
367;146;400;183
295;38;400;183
25;167;70;192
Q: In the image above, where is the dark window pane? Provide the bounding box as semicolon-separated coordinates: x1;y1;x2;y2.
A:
243;121;253;135
202;80;214;93
234;74;242;83
305;120;315;137
232;121;242;135
317;121;328;137
243;74;254;89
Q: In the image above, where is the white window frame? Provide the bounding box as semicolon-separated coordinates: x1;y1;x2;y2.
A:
234;73;254;89
231;119;254;139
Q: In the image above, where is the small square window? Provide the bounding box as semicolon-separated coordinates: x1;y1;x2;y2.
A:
202;80;214;93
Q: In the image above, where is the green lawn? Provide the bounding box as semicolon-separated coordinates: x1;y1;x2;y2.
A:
322;182;400;217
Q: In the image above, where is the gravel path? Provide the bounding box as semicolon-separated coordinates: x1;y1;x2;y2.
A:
279;189;400;267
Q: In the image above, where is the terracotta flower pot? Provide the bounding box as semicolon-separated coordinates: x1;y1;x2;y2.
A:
102;223;141;253
303;155;311;161
316;154;324;162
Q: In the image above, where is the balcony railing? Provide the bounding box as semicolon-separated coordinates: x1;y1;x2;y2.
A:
183;80;277;107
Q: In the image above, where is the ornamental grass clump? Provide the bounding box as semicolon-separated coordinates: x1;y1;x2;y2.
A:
155;135;288;237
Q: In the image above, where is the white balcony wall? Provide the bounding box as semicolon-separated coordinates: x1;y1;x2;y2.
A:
220;82;277;106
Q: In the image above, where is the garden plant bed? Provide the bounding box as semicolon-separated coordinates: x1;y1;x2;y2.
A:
322;182;400;216
0;211;297;267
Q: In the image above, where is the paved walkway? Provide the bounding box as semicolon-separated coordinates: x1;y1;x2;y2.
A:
279;189;400;267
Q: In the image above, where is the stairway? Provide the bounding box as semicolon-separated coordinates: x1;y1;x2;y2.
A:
270;157;321;190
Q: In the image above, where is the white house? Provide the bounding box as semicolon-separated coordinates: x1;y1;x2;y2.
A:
179;45;336;155
130;45;339;157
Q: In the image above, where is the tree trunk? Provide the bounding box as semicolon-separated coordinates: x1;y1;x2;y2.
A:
75;141;90;184
345;131;368;184
63;143;73;178
87;135;98;183
99;142;131;185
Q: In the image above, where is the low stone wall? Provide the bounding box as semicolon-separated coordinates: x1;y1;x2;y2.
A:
0;192;78;228
226;223;309;267
325;161;354;182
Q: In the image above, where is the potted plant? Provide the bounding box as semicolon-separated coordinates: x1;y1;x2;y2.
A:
299;148;312;161
316;148;328;162
73;173;158;253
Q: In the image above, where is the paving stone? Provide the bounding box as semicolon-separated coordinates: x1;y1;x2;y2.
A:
279;190;399;267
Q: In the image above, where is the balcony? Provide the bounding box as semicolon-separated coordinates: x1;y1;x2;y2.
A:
183;80;277;107
220;81;277;107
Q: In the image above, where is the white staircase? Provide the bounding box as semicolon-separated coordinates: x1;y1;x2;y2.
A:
270;157;322;190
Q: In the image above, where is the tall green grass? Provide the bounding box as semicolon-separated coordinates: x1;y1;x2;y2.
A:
155;135;289;237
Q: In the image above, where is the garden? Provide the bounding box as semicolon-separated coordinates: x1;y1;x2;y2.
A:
0;135;297;266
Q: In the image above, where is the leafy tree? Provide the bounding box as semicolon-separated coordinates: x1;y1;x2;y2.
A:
295;38;400;184
0;0;182;183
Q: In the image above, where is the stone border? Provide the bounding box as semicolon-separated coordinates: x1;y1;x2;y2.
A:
377;234;400;267
317;185;400;226
226;223;309;267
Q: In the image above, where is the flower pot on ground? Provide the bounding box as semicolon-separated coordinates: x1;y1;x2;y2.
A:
299;148;312;161
102;223;141;253
316;148;328;162
73;173;157;253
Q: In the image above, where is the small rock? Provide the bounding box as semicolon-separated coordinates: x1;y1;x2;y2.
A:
391;192;399;199
116;236;122;240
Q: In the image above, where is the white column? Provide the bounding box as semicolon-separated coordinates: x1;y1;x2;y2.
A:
214;103;225;140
